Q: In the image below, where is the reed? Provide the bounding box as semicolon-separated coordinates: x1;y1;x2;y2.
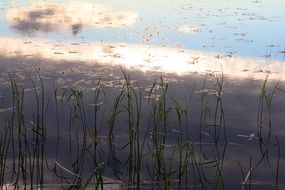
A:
0;71;283;189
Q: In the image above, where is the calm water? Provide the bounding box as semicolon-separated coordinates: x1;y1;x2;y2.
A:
1;0;285;60
0;1;285;189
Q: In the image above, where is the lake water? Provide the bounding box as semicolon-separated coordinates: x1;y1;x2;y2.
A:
0;1;285;189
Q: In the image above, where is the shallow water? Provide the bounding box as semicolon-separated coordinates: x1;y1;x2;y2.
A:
0;0;285;79
1;0;285;60
0;1;285;189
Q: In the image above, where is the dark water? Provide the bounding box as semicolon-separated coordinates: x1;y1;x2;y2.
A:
0;1;285;189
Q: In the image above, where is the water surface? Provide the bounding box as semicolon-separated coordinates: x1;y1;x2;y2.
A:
0;1;285;189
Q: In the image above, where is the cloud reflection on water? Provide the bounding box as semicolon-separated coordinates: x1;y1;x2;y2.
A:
6;1;138;35
0;36;284;81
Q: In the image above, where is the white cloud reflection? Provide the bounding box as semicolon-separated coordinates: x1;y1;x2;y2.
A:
177;26;199;34
0;36;284;81
6;1;138;35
